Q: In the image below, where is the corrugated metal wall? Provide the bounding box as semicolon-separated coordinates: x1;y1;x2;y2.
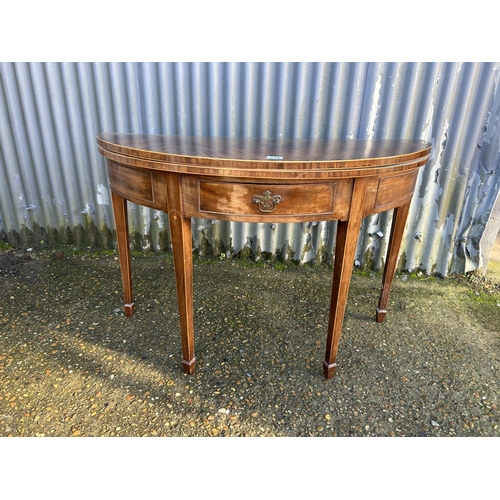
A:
1;62;499;275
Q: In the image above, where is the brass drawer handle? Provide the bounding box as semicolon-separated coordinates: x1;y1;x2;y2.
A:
252;190;282;213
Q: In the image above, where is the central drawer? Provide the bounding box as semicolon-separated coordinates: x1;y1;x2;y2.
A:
182;178;353;222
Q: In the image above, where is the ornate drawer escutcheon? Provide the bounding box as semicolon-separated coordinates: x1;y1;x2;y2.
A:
252;190;282;213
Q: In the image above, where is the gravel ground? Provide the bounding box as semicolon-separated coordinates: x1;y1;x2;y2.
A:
1;246;499;437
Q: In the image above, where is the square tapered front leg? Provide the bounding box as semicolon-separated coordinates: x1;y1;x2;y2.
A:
166;173;196;375
111;191;134;317
323;178;368;379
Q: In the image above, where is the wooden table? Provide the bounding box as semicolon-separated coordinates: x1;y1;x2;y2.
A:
97;134;431;379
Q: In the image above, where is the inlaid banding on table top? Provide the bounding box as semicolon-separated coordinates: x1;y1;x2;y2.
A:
97;147;431;180
97;134;432;172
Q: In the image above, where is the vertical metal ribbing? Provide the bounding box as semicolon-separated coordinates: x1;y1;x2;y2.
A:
1;62;499;275
0;63;21;233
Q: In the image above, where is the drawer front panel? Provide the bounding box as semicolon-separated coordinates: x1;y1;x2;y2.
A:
107;161;154;204
374;170;418;210
199;181;336;218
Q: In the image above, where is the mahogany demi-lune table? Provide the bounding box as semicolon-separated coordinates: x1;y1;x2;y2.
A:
96;134;432;379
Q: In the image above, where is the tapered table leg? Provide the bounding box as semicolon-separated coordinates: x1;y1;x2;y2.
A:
323;178;368;379
376;201;411;323
111;191;134;316
166;174;196;374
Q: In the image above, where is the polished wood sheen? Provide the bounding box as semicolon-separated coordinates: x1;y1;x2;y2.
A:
97;133;432;379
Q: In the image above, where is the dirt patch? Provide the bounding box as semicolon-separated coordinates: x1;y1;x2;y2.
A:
487;231;500;283
1;247;499;437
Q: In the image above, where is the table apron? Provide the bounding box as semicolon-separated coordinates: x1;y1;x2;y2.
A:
107;160;420;223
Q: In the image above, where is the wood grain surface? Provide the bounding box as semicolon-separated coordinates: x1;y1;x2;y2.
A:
98;133;432;379
97;134;432;179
